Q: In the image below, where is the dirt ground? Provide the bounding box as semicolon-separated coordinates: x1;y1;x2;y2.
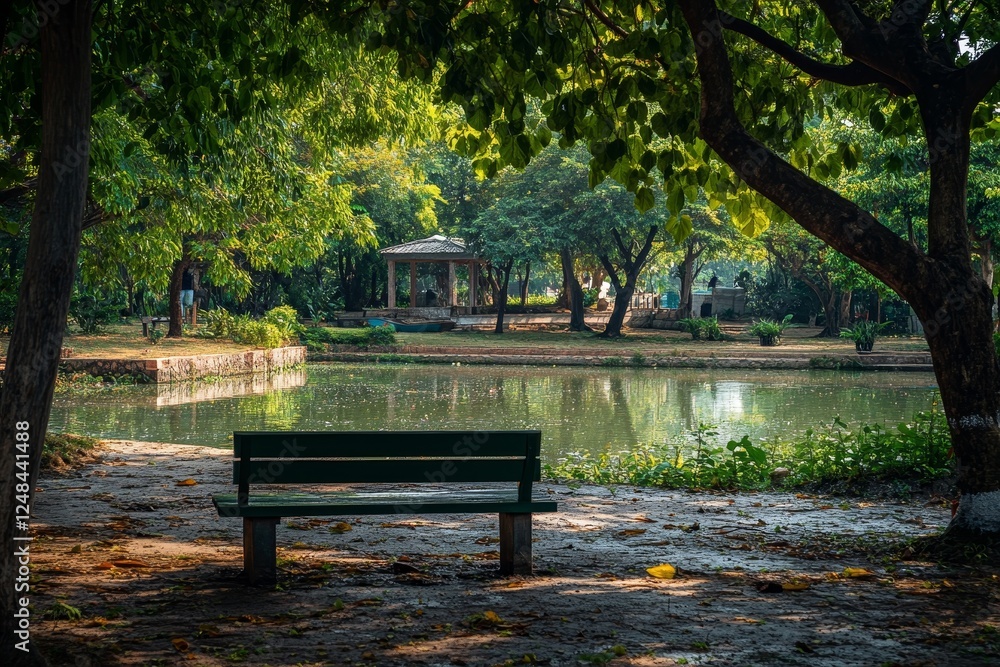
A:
29;441;998;666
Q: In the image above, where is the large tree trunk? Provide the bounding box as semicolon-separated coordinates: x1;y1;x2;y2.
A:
597;226;658;338
0;2;93;663
677;0;1000;536
560;247;590;332
167;255;190;337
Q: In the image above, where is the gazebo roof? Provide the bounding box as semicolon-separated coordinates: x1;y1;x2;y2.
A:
379;235;479;261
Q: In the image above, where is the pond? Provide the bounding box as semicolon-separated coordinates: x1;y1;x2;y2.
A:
49;363;940;463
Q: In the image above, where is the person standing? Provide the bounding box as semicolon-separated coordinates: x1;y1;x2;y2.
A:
180;269;194;322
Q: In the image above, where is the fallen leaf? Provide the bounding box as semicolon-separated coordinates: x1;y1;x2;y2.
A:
617;529;647;537
632;516;655;523
782;582;811;591
646;564;676;579
171;638;190;652
483;610;501;623
843;567;874;578
328;522;352;534
111;559;151;568
94;562;115;570
69;545;83;553
175;479;198;487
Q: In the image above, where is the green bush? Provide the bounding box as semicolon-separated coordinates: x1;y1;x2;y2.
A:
747;314;793;345
678;316;725;341
544;409;952;491
299;325;397;350
196;306;302;348
70;287;122;334
506;294;559;307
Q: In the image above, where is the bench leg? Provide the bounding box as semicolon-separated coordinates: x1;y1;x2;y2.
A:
142;322;149;337
243;517;279;585
499;513;532;575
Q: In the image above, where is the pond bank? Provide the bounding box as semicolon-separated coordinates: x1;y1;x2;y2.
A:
311;346;933;371
30;439;996;666
58;346;306;382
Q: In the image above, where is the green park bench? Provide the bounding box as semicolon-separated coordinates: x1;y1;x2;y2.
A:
212;430;557;584
140;315;171;337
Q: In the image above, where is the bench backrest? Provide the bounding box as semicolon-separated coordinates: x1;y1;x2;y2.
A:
233;430;542;505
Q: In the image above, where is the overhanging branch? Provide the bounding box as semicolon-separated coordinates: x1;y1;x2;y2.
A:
964;42;1000;112
677;0;932;305
719;11;911;95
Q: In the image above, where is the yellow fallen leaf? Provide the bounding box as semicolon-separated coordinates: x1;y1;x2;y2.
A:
843;567;874;578
94;562;115;570
632;516;656;523
328;522;352;534
646;564;677;579
782;582;811;591
483;610;501;623
175;479;198;487
171;638;190;652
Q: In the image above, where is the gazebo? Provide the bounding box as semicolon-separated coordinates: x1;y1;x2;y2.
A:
379;235;483;312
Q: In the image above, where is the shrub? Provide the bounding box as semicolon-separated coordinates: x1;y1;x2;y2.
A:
544;409;952;491
70;287;122;334
678;316;725;341
299;325;397;350
747;314;793;345
508;294;559;307
196;305;303;348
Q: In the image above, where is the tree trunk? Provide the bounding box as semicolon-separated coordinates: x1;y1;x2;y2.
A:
0;3;93;663
840;290;852;327
519;261;530;306
560;247;590;332
494;260;513;334
678;254;695;318
167;255;190;337
602;270;638;338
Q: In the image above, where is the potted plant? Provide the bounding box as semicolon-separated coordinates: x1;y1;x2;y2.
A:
840;319;886;354
747;314;793;346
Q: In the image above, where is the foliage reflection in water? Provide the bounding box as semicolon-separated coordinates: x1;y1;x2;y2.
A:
48;363;940;463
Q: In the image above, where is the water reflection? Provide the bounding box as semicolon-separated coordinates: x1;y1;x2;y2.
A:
48;364;939;462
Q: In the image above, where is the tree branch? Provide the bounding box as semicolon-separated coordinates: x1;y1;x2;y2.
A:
677;0;933;310
719;11;911;95
582;0;629;39
964;42;1000;111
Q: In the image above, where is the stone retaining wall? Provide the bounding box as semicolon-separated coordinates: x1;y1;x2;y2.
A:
59;346;306;383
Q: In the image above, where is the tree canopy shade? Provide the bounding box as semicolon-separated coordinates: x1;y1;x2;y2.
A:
339;0;1000;538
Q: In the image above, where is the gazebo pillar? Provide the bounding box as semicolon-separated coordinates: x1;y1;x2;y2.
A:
387;260;396;309
409;261;417;308
448;261;457;307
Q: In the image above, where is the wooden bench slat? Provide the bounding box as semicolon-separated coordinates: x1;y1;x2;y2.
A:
233;458;541;485
213;491;556;518
234;430;540;459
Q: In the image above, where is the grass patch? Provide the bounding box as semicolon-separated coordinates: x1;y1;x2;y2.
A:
42;433;100;469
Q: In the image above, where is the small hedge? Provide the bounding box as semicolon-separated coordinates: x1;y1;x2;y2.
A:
196;305;304;348
43;433;100;469
300;325;397;351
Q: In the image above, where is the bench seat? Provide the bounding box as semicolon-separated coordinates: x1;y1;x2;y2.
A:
215;429;556;584
214;489;557;517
